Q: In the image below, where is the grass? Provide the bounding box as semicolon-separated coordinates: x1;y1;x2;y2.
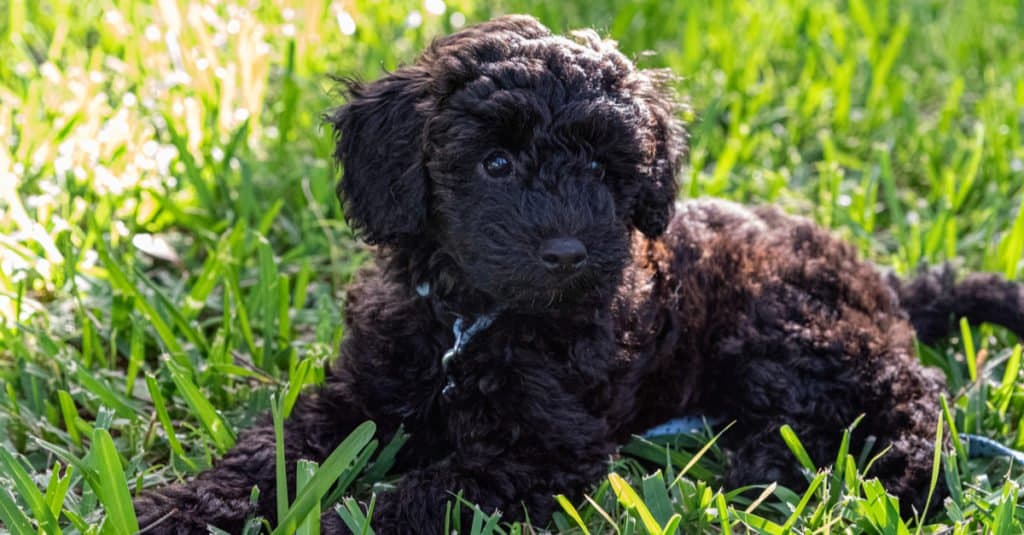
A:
1;0;1023;532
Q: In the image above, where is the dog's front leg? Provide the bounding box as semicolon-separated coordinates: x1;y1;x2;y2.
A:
366;381;616;534
366;450;610;534
133;390;371;534
367;457;505;535
133;422;279;534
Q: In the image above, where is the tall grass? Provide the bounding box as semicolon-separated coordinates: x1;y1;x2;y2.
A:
0;0;1022;532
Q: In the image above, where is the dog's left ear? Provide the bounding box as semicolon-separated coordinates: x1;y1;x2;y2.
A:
630;71;685;238
325;69;432;246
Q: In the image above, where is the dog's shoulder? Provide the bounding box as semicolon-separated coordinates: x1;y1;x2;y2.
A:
343;265;432;338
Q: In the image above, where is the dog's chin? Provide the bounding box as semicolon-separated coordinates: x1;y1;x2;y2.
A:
482;275;616;315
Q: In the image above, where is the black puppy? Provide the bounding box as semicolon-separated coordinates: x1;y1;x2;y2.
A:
134;15;1024;533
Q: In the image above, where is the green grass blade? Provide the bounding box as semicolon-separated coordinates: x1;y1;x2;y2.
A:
625;436;714;482
336;495;377;535
997;345;1022;417
184;221;245;321
779;425;816;472
715;491;732;535
0;486;34;535
272;421;376;535
991;480;1019;535
780;472;825;532
641;471;674;527
88;428;140;534
125;322;145;396
145;374;191;466
134;265;208;352
72;365;141;420
960;318;978;383
362;425;408;482
939;395;967;468
999;202;1024;279
96;242;186;363
283;357;313;418
272;394;288;523
555;495;591;535
165;360;235;453
257;236;279;370
0;447;62;534
915;412;944;531
326;438;377;505
43;462;73;519
609;472;663;535
296;459;320;535
57;389;83;446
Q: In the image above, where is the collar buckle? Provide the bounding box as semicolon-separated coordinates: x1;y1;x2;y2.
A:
440;313;498;401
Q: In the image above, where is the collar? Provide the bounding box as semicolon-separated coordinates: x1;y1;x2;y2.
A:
417;282;501;400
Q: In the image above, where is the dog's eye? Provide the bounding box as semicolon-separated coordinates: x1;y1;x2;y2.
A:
483;152;514;178
586;160;605;176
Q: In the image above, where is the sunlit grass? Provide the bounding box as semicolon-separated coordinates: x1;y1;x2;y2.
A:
1;0;1023;533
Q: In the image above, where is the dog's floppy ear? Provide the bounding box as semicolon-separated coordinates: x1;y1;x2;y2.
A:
326;69;431;246
630;71;686;238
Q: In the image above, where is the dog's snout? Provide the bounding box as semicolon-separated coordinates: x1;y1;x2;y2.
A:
539;238;588;271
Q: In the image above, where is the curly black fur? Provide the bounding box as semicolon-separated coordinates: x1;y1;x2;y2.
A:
134;15;1024;534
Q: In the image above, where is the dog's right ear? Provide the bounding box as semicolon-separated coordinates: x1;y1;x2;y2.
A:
326;69;431;246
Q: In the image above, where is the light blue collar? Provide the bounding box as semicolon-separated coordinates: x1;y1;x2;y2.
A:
418;282;501;400
440;313;499;400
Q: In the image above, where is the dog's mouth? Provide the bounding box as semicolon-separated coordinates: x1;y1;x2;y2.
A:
477;267;619;312
520;279;591;306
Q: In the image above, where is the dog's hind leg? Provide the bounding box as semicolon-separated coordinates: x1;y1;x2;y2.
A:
704;278;947;515
718;361;946;515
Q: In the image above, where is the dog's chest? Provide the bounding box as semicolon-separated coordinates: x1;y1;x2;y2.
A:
435;339;613;452
437;322;614;413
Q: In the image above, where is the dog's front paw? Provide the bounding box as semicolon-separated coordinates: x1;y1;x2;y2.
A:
133;486;207;534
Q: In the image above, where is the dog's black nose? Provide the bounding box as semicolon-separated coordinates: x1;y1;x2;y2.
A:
539;238;588;271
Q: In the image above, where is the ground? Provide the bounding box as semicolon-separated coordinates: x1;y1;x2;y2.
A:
0;0;1022;533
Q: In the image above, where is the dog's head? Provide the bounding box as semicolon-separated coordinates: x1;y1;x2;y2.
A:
328;15;685;310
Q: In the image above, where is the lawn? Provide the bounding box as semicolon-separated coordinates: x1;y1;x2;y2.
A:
1;0;1023;533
